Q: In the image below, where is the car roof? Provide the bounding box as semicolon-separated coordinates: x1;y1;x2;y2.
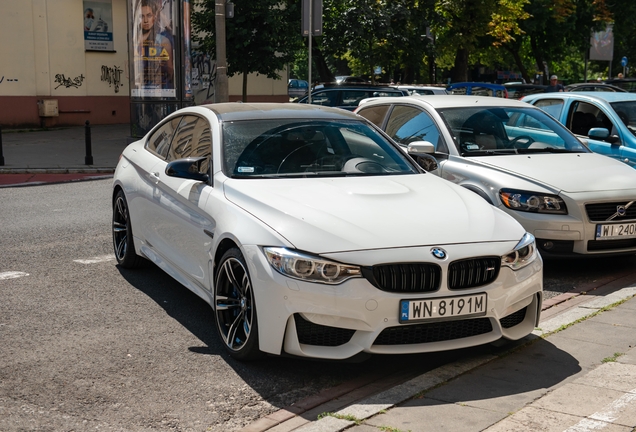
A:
565;83;626;91
199;102;362;122
358;95;531;109
526;92;636;103
447;82;506;90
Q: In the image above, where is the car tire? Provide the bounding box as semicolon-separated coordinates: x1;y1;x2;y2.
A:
112;190;144;269
214;248;264;361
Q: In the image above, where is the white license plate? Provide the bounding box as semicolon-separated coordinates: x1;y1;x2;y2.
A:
399;293;487;323
595;223;636;240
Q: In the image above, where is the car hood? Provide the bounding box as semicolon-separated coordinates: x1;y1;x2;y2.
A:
469;153;636;193
223;174;524;253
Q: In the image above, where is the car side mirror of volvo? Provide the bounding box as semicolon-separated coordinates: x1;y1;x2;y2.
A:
407;141;438;172
166;157;210;183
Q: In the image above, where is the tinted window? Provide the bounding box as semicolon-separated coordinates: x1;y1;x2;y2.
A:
223;119;418;177
146;117;181;158
385;105;448;153
357;105;390;127
307;90;338;106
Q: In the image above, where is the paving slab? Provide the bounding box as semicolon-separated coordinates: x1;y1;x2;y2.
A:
361;398;505;432
485;406;632;432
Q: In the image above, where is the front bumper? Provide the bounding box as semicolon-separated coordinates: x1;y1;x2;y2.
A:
499;189;636;256
242;242;543;359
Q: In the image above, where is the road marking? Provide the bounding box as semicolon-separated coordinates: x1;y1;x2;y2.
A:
564;388;636;431
73;254;116;264
0;271;29;280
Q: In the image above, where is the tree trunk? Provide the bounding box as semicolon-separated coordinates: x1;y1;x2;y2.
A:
505;45;531;84
530;37;547;84
305;39;335;83
451;48;469;82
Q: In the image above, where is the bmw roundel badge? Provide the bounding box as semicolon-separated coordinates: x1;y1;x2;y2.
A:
431;247;447;259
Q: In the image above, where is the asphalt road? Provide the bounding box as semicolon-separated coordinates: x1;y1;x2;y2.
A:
1;178;635;431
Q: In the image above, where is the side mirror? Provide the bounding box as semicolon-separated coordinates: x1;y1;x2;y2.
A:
166;157;210;183
588;127;609;139
407;140;436;155
407;141;438;171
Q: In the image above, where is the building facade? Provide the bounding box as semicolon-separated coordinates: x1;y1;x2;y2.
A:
0;0;289;128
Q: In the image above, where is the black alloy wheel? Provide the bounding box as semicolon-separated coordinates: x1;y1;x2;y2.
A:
112;190;144;268
214;248;263;360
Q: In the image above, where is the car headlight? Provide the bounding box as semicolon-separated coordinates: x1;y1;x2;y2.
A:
263;247;362;285
499;189;567;214
502;233;538;270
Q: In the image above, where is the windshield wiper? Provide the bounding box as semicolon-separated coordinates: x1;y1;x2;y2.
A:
461;149;518;156
515;148;584;154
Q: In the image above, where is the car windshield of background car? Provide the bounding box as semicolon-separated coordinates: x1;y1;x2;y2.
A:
436;106;589;155
610;101;636;137
222;119;419;178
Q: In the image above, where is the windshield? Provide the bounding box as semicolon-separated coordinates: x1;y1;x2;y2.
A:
610;101;636;137
437;106;589;156
222;119;419;178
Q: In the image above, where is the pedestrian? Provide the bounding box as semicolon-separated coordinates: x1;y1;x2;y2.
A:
618;73;624;79
545;75;564;92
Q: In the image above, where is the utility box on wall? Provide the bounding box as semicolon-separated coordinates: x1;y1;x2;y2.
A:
38;99;59;117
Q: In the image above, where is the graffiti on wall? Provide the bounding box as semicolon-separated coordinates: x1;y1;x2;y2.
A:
54;74;86;89
101;65;124;93
0;77;19;83
191;51;216;105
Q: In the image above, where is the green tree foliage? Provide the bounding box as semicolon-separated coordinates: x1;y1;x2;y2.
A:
192;0;303;101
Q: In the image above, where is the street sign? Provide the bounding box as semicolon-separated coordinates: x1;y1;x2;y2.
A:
622;56;628;67
301;0;322;36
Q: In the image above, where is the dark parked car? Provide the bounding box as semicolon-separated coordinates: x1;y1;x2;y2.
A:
503;84;547;99
296;84;408;111
603;78;636;93
565;83;627;93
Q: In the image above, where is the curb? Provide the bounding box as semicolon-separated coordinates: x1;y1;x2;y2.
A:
240;287;636;432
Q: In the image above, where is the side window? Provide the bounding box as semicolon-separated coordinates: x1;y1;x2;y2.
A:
357;105;390;127
167;116;212;173
569;102;613;137
146;117;181;159
310;90;338;107
385;105;448;153
341;90;368;108
534;99;564;119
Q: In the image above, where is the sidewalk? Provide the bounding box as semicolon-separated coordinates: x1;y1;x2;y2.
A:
244;287;636;432
0;123;130;186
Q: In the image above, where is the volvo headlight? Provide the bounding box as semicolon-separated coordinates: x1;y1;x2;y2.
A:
499;189;567;214
502;233;538;270
263;247;362;285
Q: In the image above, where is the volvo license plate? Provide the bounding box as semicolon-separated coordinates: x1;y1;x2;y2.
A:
596;223;636;240
399;293;487;323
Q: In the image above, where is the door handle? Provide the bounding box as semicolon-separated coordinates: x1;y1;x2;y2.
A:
149;171;160;184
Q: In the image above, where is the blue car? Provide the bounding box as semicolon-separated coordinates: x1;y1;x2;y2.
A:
522;92;636;167
447;82;508;98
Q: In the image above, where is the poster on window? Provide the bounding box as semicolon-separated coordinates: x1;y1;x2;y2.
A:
83;0;114;51
131;0;176;98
